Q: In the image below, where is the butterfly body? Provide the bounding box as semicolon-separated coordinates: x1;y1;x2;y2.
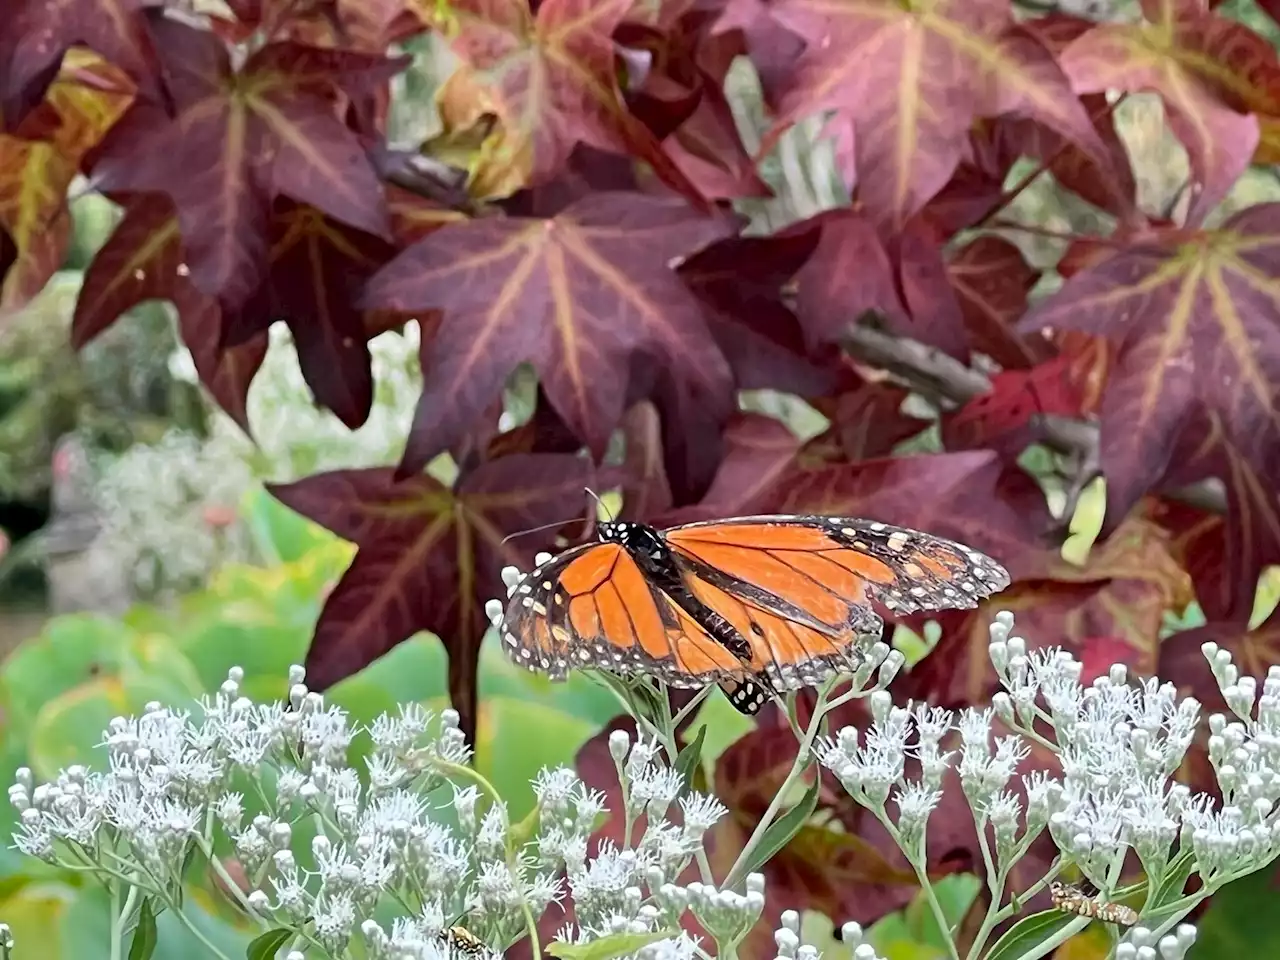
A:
597;520;778;710
497;514;1010;714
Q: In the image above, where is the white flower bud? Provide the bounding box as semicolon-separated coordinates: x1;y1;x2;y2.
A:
609;729;631;762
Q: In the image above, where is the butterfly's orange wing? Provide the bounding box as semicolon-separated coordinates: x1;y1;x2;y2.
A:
499;542;754;689
498;515;1010;703
662;515;1010;688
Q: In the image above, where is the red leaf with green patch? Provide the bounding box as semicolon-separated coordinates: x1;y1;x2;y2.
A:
1059;1;1261;225
1158;413;1280;621
1;51;135;318
1140;495;1231;621
433;0;703;203
268;454;595;740
806;380;929;463
92;17;402;310
941;337;1108;455
1019;208;1280;528
2;0;158;119
361;191;737;477
765;1;1114;229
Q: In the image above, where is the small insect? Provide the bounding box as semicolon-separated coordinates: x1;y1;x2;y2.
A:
1050;881;1139;926
437;925;489;958
497;512;1010;715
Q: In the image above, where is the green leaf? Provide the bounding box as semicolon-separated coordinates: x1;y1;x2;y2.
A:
674;723;707;799
983;908;1082;960
128;898;158;960
246;927;294;960
734;768;821;880
1195;867;1280;957
1146;850;1196;915
242;485;337;565
547;929;677;960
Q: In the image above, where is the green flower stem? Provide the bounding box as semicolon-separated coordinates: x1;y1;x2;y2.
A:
110;882;139;960
197;836;268;923
991;858;1061;924
652;700;714;885
965;865;1009;960
436;760;541;960
722;678;837;891
875;813;961;960
670;686;714;729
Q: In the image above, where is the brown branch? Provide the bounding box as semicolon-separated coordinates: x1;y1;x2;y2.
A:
838;323;1228;515
374;145;481;214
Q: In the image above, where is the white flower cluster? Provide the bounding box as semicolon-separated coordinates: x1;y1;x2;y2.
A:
817;610;1280;937
7;665;554;958
1116;923;1198;960
94;428;256;598
4;661;875;960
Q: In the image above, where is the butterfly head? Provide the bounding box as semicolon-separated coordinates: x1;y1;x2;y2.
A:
598;519;665;554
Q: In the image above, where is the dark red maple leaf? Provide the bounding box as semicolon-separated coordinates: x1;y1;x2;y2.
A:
618;13;772;201
91;16;403;311
900;515;1192;707
70;194;266;431
218;200;404;429
947;234;1046;369
677;224;840;397
791;209;905;347
764;3;1113;229
892;216;970;359
656;412;805;525
360;191;738;477
1019;207;1280;528
268;454;595;741
1155;411;1280;621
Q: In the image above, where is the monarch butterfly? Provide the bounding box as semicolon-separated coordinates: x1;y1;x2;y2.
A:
1049;882;1138;926
493;514;1010;714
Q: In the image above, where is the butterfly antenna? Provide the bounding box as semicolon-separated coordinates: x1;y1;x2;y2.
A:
499;517;575;545
584;486;614;522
